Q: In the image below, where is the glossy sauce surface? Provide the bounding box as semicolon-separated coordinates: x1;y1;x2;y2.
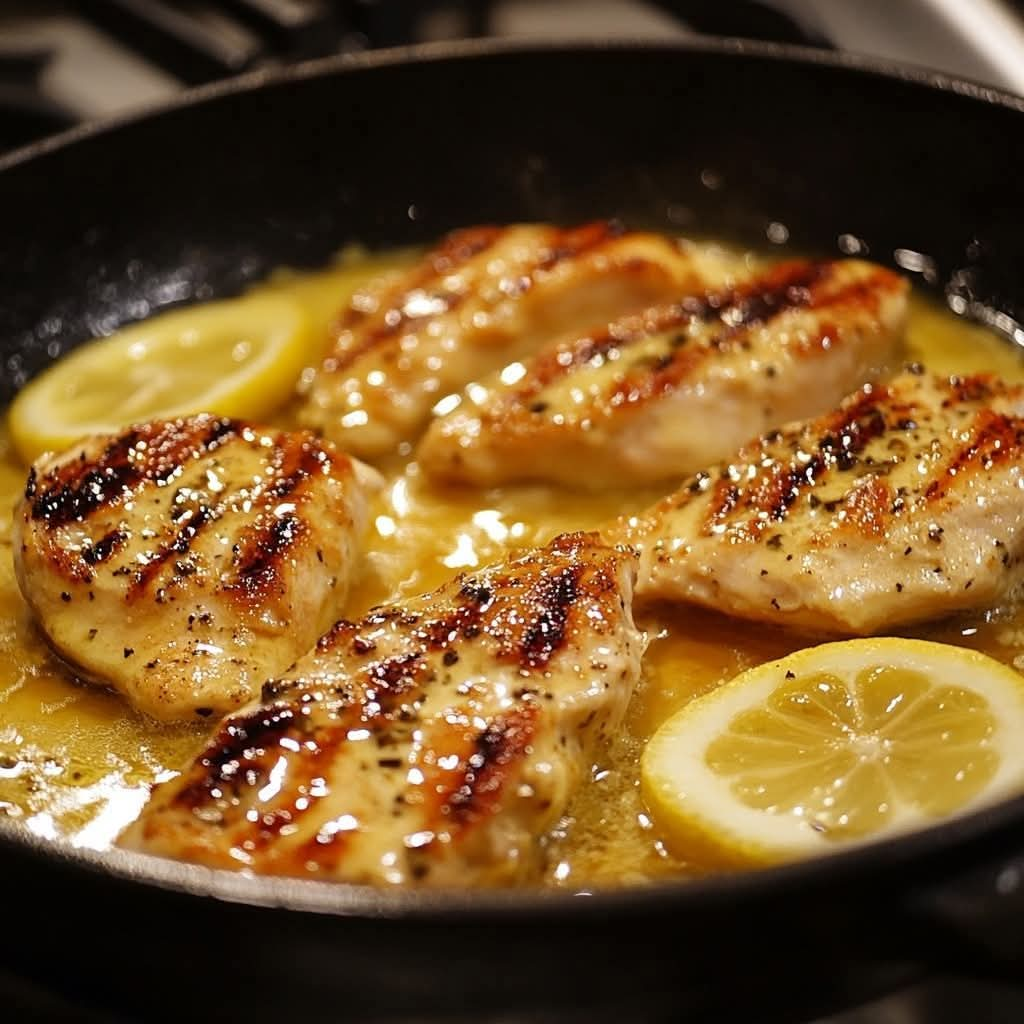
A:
2;248;1023;886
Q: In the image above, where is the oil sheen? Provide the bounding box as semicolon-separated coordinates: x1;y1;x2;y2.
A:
2;251;1023;888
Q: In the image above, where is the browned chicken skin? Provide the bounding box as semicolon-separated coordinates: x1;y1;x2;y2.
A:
13;416;379;721
620;370;1024;634
298;221;738;459
119;533;644;885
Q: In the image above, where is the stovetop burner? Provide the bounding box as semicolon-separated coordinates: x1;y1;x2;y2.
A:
6;0;1024;155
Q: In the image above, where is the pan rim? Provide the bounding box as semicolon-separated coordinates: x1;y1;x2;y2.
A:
2;791;1022;918
3;33;1024;177
2;34;1024;920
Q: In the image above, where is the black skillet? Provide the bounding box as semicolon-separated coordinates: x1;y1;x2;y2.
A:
2;38;1024;1024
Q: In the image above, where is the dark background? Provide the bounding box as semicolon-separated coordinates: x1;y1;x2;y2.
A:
5;0;1024;155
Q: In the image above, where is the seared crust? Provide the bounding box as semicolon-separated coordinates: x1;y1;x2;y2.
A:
622;370;1024;633
120;533;644;885
298;222;731;459
418;259;908;487
14;416;379;720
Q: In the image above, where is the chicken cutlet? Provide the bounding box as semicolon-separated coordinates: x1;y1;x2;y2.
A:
619;370;1024;634
418;259;908;488
14;415;380;721
298;221;743;460
119;532;643;885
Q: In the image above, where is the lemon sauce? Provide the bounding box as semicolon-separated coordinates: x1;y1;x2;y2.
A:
2;249;1024;887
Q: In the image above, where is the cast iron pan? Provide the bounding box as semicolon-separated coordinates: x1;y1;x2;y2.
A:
2;39;1024;1024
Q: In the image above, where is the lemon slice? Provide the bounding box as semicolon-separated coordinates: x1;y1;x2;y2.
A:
8;291;312;464
641;638;1024;868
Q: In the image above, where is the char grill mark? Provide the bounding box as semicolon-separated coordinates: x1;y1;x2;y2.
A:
30;427;144;527
607;337;711;408
513;260;865;403
225;513;305;602
640;262;896;396
331;221;619;372
698;258;828;329
315;618;359;654
336;224;503;331
447;704;538;830
617;264;897;406
261;432;332;501
363;651;426;698
223;435;327;602
838;476;893;537
251;660;425;856
417;561;585;670
81;528;127;566
926;407;1024;502
534;219;622;271
517;565;581;668
166;652;430;859
944;374;998;406
29;417;237;528
330;225;506;370
704;386;890;535
171;702;303;812
53;526;129;584
328;561;586;671
177;702;346;856
313;563;584;671
234;719;353;857
400;581;495;653
127;501;220;600
414;703;539;842
525;305;689;392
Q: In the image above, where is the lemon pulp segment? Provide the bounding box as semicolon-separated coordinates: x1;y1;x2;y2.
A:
641;638;1024;867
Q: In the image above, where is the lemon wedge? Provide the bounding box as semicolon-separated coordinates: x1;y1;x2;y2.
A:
8;291;312;464
641;638;1024;868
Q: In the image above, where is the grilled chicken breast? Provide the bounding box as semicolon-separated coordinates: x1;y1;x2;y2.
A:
298;221;742;460
14;415;380;721
621;370;1024;634
418;259;908;488
120;533;643;885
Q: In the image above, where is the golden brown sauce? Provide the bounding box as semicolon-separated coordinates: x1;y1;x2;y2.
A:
2;249;1024;886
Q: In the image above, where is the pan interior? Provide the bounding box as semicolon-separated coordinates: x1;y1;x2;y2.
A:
4;41;1024;909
